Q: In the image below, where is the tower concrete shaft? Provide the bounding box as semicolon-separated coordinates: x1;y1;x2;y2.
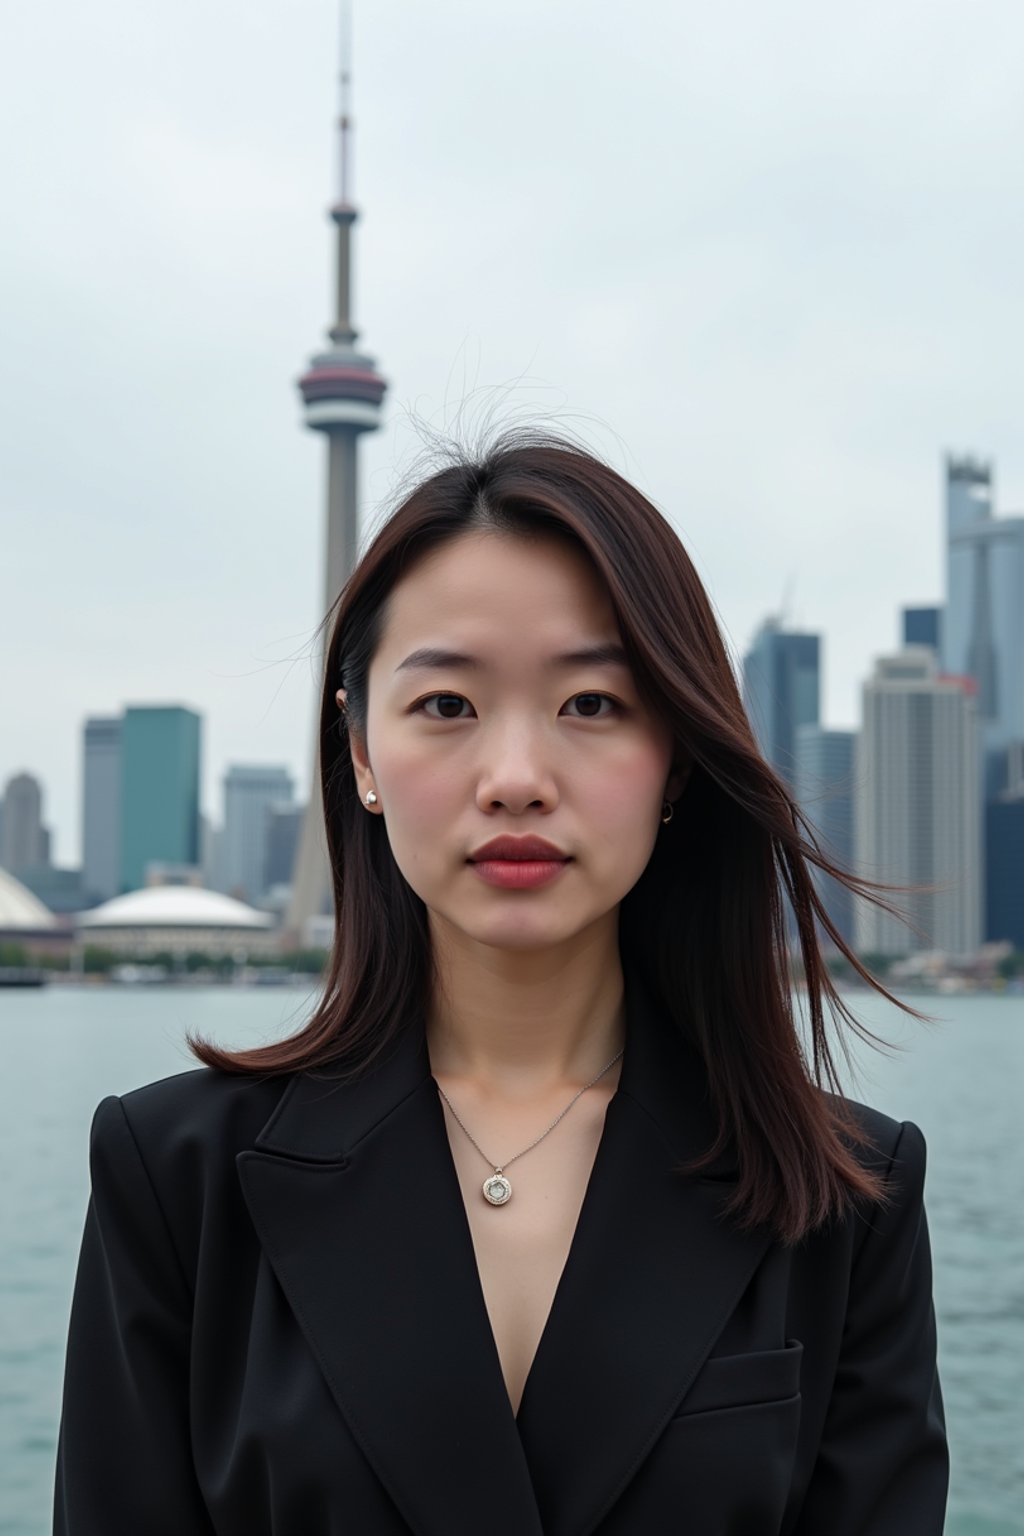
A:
286;13;386;942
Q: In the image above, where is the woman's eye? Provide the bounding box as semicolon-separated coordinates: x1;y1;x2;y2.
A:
414;694;620;721
563;693;617;718
418;694;470;720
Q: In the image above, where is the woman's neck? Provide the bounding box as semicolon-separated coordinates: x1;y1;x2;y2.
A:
425;919;626;1093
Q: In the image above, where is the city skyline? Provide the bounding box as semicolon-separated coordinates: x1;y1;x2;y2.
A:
5;1;1024;864
3;434;1019;873
5;457;1023;950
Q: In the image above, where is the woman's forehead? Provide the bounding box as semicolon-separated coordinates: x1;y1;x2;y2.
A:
380;530;616;640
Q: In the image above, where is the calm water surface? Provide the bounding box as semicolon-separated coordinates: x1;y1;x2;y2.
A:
1;983;1021;1535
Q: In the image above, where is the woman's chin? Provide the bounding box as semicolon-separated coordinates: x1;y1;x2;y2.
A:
430;903;615;958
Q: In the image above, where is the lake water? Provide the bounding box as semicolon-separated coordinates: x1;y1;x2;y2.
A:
1;983;1022;1535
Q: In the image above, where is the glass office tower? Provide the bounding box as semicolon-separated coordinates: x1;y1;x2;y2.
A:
742;619;821;790
120;706;201;893
82;717;122;901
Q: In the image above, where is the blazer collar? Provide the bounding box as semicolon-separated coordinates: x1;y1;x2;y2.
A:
237;967;770;1536
249;965;727;1168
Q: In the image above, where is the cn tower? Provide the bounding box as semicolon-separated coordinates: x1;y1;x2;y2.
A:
287;3;387;937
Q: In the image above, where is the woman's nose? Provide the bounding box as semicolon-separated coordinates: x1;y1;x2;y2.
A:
473;720;559;814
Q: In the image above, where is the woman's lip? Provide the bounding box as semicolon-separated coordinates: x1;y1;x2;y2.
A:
469;844;569;861
470;858;571;890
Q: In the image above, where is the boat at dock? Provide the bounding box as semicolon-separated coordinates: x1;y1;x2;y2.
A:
0;967;49;988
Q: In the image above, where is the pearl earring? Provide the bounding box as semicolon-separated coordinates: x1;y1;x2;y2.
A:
365;791;378;807
661;800;673;824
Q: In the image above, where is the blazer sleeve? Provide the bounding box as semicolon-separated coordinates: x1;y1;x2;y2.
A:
53;1095;216;1536
792;1118;949;1534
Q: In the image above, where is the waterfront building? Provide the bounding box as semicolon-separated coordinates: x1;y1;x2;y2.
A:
76;885;276;960
986;799;1024;950
794;726;856;949
120;707;201;893
19;866;86;915
742;619;821;790
985;742;1024;948
942;454;1024;769
82;717;122;901
854;649;981;958
200;815;225;894
222;766;295;904
0;866;58;937
902;606;941;652
287;21;387;938
143;863;204;888
0;772;49;877
264;802;305;894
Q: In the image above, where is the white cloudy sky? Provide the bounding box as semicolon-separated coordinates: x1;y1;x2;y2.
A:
3;0;1023;864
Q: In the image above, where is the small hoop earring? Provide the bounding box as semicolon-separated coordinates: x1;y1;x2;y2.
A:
661;800;673;825
365;791;378;807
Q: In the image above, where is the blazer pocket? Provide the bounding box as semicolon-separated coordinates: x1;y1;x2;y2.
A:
672;1338;804;1418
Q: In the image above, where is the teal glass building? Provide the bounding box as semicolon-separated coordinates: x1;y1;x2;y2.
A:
119;707;201;893
741;618;821;790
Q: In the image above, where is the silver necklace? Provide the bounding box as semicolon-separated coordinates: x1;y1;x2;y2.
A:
435;1047;624;1206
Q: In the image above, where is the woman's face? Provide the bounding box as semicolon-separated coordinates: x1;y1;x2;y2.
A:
344;529;686;958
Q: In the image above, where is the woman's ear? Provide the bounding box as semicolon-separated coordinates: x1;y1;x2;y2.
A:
665;756;693;804
336;688;374;792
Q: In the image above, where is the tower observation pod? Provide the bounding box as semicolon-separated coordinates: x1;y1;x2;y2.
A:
297;196;387;629
287;6;387;939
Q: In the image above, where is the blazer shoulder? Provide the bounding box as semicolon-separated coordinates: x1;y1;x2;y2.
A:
86;1070;294;1288
821;1088;909;1154
820;1090;929;1212
837;1091;900;1148
102;1066;289;1172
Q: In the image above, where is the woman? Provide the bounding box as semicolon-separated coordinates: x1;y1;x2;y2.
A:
54;436;948;1534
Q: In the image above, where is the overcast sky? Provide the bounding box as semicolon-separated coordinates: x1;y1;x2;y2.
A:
4;0;1023;865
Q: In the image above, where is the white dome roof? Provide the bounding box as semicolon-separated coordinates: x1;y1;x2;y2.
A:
78;886;275;931
0;867;58;930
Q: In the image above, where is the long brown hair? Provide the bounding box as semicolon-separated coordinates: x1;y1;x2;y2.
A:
192;432;915;1244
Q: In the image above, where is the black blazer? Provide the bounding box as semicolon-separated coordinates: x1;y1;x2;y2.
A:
54;971;948;1535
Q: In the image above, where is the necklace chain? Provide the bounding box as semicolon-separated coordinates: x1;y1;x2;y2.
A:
435;1046;624;1176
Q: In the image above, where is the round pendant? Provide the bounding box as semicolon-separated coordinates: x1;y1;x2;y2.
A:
483;1173;512;1206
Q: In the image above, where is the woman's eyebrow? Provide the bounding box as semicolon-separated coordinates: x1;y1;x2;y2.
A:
394;643;629;674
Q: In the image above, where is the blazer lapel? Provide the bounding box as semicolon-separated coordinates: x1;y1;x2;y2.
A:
236;970;772;1536
514;968;773;1536
237;1026;544;1536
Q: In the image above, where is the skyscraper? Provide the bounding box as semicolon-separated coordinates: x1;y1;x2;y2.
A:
264;803;305;895
0;772;49;876
985;742;1024;948
120;707;201;893
287;13;387;937
222;765;295;904
741;619;821;789
794;726;856;949
200;814;225;894
854;649;981;958
82;716;122;901
942;454;1024;768
902;606;941;652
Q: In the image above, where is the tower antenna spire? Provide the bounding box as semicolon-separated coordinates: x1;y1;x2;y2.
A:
337;0;353;208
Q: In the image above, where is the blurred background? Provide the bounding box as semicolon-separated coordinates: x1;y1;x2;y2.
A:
1;2;1022;1532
